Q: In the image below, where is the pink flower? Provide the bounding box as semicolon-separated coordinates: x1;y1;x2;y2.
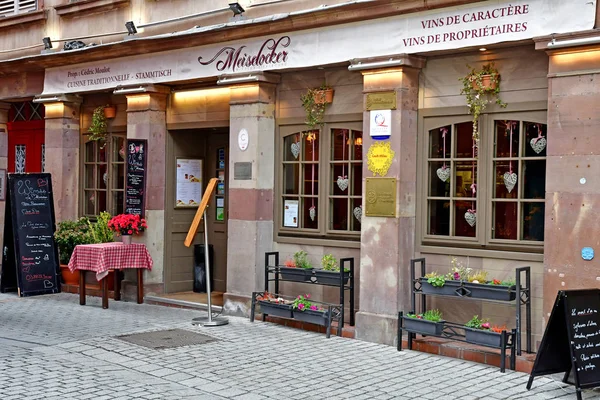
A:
454;272;460;280
305;294;311;299
481;322;490;329
310;305;318;311
298;304;305;310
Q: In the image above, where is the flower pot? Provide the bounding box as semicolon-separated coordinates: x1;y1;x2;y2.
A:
258;301;293;318
293;308;328;325
419;278;463;296
279;267;313;282
60;264;79;285
121;234;132;245
314;269;350;285
402;316;445;336
104;106;116;119
465;327;503;347
314;89;334;104
463;282;517;301
471;74;498;91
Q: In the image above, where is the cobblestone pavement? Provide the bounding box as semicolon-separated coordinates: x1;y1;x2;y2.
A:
0;292;599;400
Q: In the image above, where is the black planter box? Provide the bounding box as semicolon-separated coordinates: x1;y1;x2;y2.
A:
419;278;463;296
293;309;328;325
402;316;445;336
279;267;313;282
463;282;517;301
313;270;350;285
258;301;293;318
465;327;502;347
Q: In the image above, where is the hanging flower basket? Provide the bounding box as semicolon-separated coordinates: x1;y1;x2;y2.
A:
313;88;334;104
470;74;498;91
103;105;116;119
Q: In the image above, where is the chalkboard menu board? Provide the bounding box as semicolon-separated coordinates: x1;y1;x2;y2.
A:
0;173;60;296
527;290;600;400
124;139;147;217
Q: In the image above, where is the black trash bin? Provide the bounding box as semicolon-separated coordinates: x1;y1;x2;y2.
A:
193;244;214;293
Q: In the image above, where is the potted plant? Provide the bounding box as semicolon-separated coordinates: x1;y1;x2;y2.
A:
88;105;108;145
402;309;445;336
314;254;350;285
459;63;507;146
291;293;328;325
279;250;313;282
257;292;293;318
107;213;148;245
103;104;116;119
300;85;334;130
464;315;506;347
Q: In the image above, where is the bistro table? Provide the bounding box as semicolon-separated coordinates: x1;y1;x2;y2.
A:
68;242;153;309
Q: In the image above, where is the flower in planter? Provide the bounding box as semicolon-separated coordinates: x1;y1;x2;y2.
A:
292;294;313;311
257;292;291;305
446;256;473;281
467;270;488;284
407;309;443;322
108;213;148;236
292;250;313;269
284;259;297;268
465;315;491;330
490;325;507;333
424;271;446;287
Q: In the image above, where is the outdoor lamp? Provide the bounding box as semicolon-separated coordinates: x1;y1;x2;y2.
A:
229;2;245;16
125;21;137;35
42;37;52;50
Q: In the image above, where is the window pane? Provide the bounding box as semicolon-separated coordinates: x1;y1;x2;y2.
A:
85;190;96;214
98;164;108;189
455;201;476;237
352;130;363;160
351;198;362;232
493;161;519;199
283;133;302;161
283;164;299;195
99;145;107;163
97;190;107;213
351;163;362;196
303;131;319;161
454;162;477;198
524;122;547;157
523;160;546;199
303;197;318;229
494;120;519;158
303;164;319;195
111;164;125;190
332;129;350;161
112;191;124;216
455;122;476;158
85;165;95;188
429;161;450;197
522;202;544;241
429;125;452;158
85;141;95;162
492;202;518;240
330;198;348;230
113;136;126;162
428;200;450;236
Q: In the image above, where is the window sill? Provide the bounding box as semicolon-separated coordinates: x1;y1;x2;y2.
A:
55;0;130;18
0;10;46;29
276;234;360;249
418;244;544;263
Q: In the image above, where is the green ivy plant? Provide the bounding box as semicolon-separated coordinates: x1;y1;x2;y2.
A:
88;105;108;145
300;85;332;130
293;250;313;270
425;271;446;287
321;254;338;271
459;63;507;146
407;309;443;322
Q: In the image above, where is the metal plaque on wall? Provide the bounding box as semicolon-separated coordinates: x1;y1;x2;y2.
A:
366;91;397;111
365;177;397;217
234;162;252;180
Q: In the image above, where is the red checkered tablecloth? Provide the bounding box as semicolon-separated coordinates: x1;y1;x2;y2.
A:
68;242;153;281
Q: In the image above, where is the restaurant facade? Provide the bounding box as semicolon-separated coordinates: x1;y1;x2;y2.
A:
0;0;599;350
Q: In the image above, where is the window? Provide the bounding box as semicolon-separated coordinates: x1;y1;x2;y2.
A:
421;112;547;252
279;122;363;240
82;135;126;217
0;0;37;17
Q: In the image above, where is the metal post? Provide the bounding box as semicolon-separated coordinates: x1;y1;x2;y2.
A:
192;211;228;327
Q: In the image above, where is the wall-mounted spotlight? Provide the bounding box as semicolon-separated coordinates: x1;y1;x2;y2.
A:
42;37;52;50
125;21;137;35
113;86;147;95
216;74;259;85
229;2;245;16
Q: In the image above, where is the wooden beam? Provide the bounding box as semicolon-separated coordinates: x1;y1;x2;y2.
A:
184;178;217;248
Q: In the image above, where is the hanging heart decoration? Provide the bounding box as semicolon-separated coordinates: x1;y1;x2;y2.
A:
337;175;349;191
290;142;301;159
530;136;546;154
464;209;477;227
103;172;108;187
309;206;316;221
436;166;450;182
503;172;518;193
353;205;362;223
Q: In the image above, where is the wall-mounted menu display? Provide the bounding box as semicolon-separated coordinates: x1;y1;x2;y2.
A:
527;289;600;400
0;173;60;296
176;158;203;208
125;139;147;217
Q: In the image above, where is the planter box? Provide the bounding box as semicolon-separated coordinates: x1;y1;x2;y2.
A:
279;267;313;282
465;327;503;347
293;309;328;325
258;301;293;318
60;264;79;286
419;278;462;296
402;316;445;336
314;89;334;104
463;282;516;301
314;270;350;285
471;74;498;91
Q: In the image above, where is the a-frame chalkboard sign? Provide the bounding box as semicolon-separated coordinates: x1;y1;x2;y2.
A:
0;173;61;296
527;289;600;400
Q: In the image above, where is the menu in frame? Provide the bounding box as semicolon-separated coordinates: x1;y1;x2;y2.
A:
176;158;203;208
125;139;147;217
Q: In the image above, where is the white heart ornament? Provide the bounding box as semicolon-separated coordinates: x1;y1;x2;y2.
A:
436;166;451;182
530;137;546;154
309;206;316;221
290;142;300;159
353;206;362;223
464;210;476;227
337;176;349;191
503;172;518;193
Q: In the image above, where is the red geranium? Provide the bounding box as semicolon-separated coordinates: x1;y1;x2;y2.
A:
108;214;148;236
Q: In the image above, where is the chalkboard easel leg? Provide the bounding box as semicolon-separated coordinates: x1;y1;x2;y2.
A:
526;375;534;390
563;369;570;383
576;389;582;400
102;277;108;309
79;270;86;306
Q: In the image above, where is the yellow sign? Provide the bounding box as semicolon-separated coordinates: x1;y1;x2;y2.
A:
366;91;397;110
365;178;397;217
367;141;395;177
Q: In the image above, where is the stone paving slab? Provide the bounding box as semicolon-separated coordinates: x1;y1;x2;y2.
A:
0;292;598;399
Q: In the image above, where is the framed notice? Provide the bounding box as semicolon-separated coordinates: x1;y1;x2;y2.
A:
0;169;6;201
283;200;299;228
176;158;203;208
